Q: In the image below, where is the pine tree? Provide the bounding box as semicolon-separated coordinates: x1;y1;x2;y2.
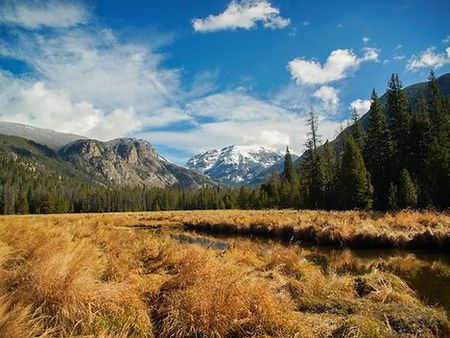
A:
386;73;411;175
16;190;29;214
280;146;300;208
306;108;320;151
41;191;55;214
323;140;338;209
282;146;297;184
388;183;398;211
339;136;373;210
238;186;249;209
396;168;418;209
351;108;366;149
364;90;393;210
265;172;281;208
300;109;326;209
301;140;326;209
409;91;433;207
3;184;15;215
427;71;450;208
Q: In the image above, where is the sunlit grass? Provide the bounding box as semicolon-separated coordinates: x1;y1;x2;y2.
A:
0;211;448;337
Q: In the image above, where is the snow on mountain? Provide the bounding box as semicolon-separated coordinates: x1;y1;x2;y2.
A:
0;121;87;150
186;145;283;186
186;149;220;172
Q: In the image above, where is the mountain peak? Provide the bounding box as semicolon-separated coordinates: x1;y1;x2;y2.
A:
186;145;283;186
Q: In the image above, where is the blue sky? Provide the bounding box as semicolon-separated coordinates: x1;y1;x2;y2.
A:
0;0;449;164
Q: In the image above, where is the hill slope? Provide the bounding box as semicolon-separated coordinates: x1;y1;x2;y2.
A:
0;121;87;150
249;72;450;185
0;126;215;189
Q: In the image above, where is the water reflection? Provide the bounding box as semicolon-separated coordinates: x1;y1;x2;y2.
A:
188;228;450;315
123;223;450;315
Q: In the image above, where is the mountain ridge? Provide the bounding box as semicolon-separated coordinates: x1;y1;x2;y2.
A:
0;121;88;150
0;125;216;189
187;145;284;186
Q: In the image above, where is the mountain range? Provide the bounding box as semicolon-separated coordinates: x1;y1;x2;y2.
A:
1;73;449;188
0;122;214;189
186;145;284;186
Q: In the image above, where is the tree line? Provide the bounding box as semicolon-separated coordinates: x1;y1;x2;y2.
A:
264;71;450;211
1;71;449;214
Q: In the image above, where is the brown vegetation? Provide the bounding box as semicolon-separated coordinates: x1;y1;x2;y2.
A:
0;211;449;337
161;209;450;252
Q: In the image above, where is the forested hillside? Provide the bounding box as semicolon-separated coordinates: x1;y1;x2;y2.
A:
264;71;450;211
1;71;449;214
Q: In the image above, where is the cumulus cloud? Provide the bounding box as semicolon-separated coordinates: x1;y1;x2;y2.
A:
0;1;348;162
288;48;379;85
350;99;371;116
0;25;193;139
192;0;290;33
313;86;339;111
0;0;89;29
138;90;342;156
0;28;180;113
0;75;142;140
406;47;450;71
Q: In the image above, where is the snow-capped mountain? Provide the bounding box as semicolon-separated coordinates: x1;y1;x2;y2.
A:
186;145;283;186
0;121;87;150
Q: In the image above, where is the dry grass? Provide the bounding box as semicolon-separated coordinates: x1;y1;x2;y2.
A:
150;209;450;252
0;211;449;337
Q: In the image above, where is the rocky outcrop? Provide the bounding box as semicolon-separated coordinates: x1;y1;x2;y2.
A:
59;138;215;188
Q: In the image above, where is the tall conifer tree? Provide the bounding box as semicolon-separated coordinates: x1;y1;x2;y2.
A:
339;136;373;210
386;73;411;175
364;90;393;210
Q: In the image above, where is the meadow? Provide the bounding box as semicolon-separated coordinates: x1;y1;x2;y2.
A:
0;211;449;337
153;209;450;251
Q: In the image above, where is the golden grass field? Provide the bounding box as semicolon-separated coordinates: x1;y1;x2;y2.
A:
171;209;450;251
0;211;449;337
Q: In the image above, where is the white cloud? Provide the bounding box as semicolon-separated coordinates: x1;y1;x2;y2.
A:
192;0;290;33
313;86;339;111
0;0;89;29
185;91;288;122
271;83;312;111
362;37;370;44
0;1;350;163
141;117;340;157
138;90;342;156
288;48;379;85
144;107;192;127
0;29;180;113
406;47;450;71
0;75;142;140
0;26;193;138
350;99;371;116
443;35;450;44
